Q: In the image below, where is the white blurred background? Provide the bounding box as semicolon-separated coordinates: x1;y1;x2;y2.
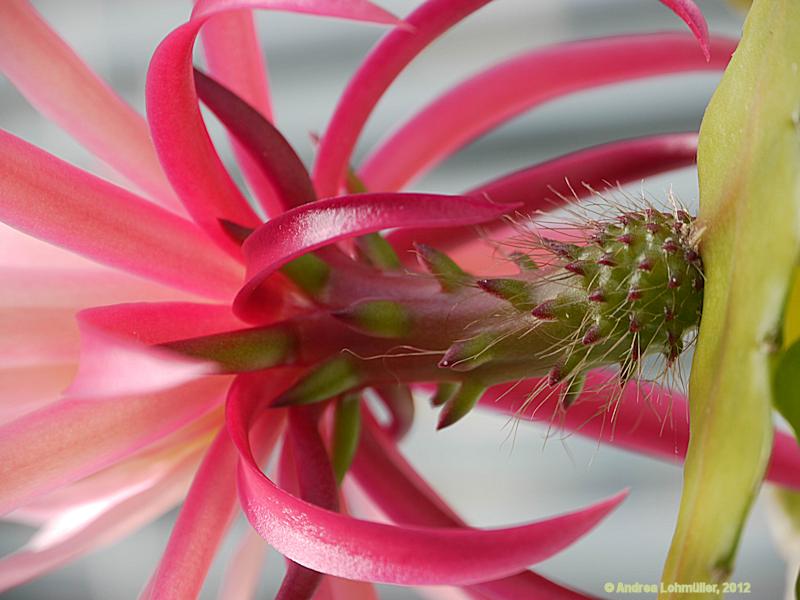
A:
1;1;784;599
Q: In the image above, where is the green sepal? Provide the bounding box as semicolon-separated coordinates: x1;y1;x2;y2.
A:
476;278;534;311
273;356;361;407
414;243;471;292
333;299;411;338
280;253;331;297
437;380;486;429
773;340;800;443
431;382;459;407
331;393;362;484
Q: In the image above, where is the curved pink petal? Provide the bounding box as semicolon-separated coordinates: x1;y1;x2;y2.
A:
0;0;182;212
198;7;283;215
0;376;229;517
313;0;494;198
352;417;597;599
145;410;284;600
476;371;800;491
0;451;202;592
360;34;736;193
0;130;244;301
227;372;626;586
194;69;317;211
659;0;710;60
234;193;518;319
147;0;400;252
0;307;80;369
0;364;76;426
387;133;699;257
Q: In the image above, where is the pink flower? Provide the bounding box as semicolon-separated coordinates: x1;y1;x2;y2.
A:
0;0;796;598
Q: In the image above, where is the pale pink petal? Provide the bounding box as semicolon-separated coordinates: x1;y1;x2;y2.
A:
313;0;494;197
0;376;229;516
145;411;284;600
234;193;518;319
476;371;800;491
227;373;626;585
0;364;76;425
0;222;101;270
0;450;203;592
0;0;182;212
353;418;597;599
387;133;700;256
659;0;710;60
360;34;736;193
147;0;400;251
0;307;80;369
0;130;244;300
217;527;270;600
66;328;215;399
198;8;283;215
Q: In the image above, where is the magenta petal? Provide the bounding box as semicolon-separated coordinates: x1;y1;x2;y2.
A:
659;0;711;60
476;371;800;491
0;0;181;212
388;133;699;256
227;374;627;585
353;417;598;599
234;193;518;319
0;130;244;300
193;70;317;210
360;34;735;193
313;0;494;198
147;0;401;252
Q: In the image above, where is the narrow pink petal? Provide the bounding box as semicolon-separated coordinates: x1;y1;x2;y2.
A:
147;0;400;252
360;34;736;193
387;133;699;257
0;130;244;300
659;0;710;60
146;412;284;600
198;7;283;215
476;371;800;491
313;0;494;197
0;376;229;516
217;528;270;600
194;69;317;210
0;0;182;212
234;193;518;319
0;451;202;592
227;374;626;585
352;418;597;599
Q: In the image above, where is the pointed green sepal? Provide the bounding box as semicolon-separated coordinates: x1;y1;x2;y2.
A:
430;381;459;407
476;278;534;310
355;233;402;271
437;380;486;429
280;253;331;297
273;356;362;407
332;299;412;338
439;333;496;372
331;393;361;484
414;243;471;292
561;371;586;409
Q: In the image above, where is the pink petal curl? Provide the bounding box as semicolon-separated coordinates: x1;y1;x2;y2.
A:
0;131;243;301
147;0;400;253
476;371;800;491
659;0;711;60
234;193;519;320
226;372;627;586
360;34;736;193
352;416;597;600
197;6;283;215
387;133;699;257
0;0;181;212
0;376;229;517
313;0;494;198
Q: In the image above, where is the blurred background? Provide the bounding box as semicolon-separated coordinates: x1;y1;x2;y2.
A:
0;1;781;598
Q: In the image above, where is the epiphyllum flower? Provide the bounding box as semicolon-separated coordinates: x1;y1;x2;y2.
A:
0;0;796;598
